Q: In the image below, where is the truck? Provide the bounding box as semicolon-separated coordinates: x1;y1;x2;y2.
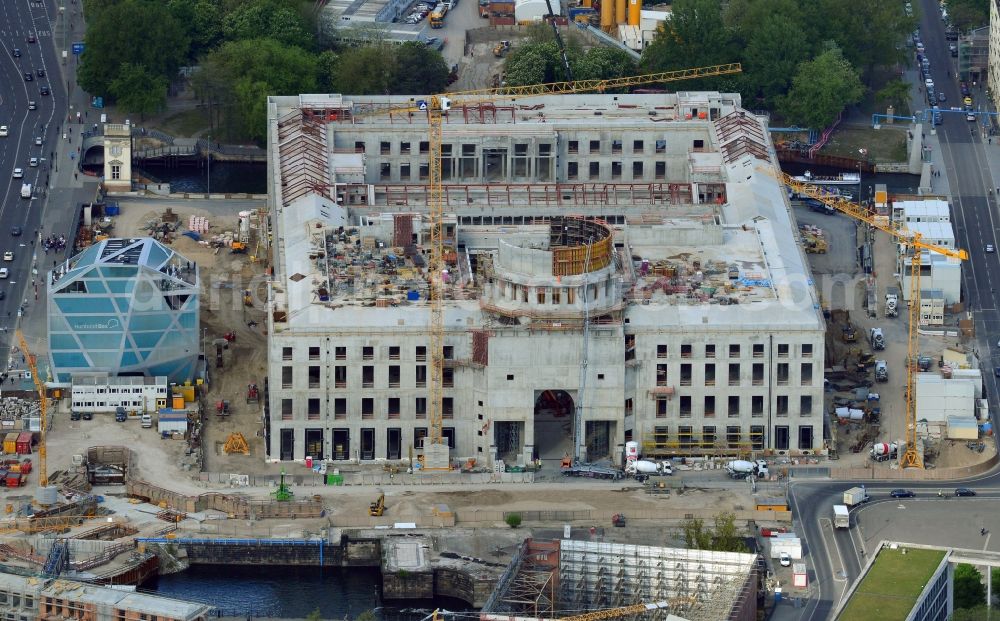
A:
725;459;768;479
833;504;850;528
874;360;888;382
804;198;835;214
869;327;885;350
870;442;898;462
885;287;899;317
20;184;31;199
561;462;623;480
430;4;448;27
843;486;870;506
626;459;672;478
479;0;490;17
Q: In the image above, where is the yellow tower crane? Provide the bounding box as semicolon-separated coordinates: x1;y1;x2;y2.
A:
373;63;743;468
777;169;968;468
15;330;47;487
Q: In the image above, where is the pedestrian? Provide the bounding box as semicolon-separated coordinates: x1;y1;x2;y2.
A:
74;173;77;180
982;527;987;536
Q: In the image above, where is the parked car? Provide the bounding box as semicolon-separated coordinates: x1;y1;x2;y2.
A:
82;412;93;421
70;411;81;421
0;126;7;137
890;489;915;498
9;227;20;236
779;552;792;567
986;244;995;253
938;92;946;102
955;488;977;497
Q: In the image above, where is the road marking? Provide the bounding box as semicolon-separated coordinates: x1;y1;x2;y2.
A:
818;517;848;582
986;532;992;550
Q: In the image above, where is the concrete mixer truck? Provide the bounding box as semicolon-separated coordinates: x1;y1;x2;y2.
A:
870;442;898;462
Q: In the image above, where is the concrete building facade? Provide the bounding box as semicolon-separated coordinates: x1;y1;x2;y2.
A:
265;92;826;465
47;238;200;384
990;0;1000;113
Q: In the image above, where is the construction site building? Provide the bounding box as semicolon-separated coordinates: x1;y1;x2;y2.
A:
70;373;170;415
47;238;201;385
264;92;826;465
481;538;760;621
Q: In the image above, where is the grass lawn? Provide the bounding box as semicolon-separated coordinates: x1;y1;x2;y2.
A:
155;107;211;138
820;126;909;163
838;547;946;621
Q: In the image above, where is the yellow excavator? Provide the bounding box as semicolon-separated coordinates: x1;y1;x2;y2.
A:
369;493;385;517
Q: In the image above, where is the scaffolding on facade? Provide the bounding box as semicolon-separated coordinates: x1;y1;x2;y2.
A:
483;539;758;621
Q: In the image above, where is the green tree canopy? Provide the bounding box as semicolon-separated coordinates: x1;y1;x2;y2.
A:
953;563;985;609
78;0;189;97
726;0;811;108
712;512;748;553
640;0;739;91
108;63;169;120
875;79;911;115
392;42;450;94
817;0;915;82
167;0;224;58
778;44;864;129
222;0;314;49
195;38;318;141
503;42;634;87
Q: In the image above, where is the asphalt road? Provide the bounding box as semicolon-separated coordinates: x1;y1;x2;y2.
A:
0;0;65;347
790;2;1000;619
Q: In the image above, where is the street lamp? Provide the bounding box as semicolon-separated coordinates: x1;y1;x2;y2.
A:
206;134;211;195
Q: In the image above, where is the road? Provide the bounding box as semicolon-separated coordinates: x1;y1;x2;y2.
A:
0;0;66;358
790;1;1000;619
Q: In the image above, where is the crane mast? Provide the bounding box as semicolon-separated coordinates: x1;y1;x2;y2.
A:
16;331;47;487
407;64;744;469
775;168;966;468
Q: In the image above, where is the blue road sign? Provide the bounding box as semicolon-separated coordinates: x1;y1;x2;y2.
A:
72;42;84;55
91;96;104;109
417;100;428;111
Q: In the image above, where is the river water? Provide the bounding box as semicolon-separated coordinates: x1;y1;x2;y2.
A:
135;162;268;194
144;564;473;620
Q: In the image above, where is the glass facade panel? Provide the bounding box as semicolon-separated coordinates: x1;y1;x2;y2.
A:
48;239;199;383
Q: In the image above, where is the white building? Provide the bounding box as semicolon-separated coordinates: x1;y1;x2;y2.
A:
915;372;977;424
620;8;671;52
891;198;950;224
899;252;962;304
264;93;827;465
70;374;169;414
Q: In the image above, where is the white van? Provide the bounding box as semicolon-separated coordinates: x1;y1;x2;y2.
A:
20;184;31;199
140;414;152;428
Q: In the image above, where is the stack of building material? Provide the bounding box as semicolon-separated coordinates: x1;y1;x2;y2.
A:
0;397;40;425
188;215;210;234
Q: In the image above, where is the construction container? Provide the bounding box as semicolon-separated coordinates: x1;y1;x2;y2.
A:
3;433;18;455
5;472;22;488
177;385;196;402
15;433;32;455
172;395;185;410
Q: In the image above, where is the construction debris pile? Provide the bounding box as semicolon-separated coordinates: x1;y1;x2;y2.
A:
0;397;41;427
799;224;828;254
631;255;771;305
318;228;475;306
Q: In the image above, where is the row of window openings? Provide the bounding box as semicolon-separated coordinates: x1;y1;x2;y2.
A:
567;160;668;181
645;342;813;360
281;397;454;420
655;395;814;418
282;345;443;362
651;425;814;450
365;140;676;157
74;401;143;408
282;365;457;389
81;387;160;395
657;362;814;387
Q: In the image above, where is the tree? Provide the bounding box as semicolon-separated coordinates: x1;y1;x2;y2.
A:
504;44;556;86
393;42;450;94
953;563;986;610
875;79;912;115
305;609;323;621
78;0;189;97
991;565;1000;596
818;0;915;83
712;512;747;553
331;45;397;95
681;517;713;550
167;0;224;58
951;606;991;621
108;63;168;120
505;513;522;528
725;0;811;108
222;0;314;49
641;0;739;91
575;47;637;82
355;611;377;621
195;38;318;141
778;45;864;129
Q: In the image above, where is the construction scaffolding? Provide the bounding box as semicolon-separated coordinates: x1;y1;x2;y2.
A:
482;539;759;621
